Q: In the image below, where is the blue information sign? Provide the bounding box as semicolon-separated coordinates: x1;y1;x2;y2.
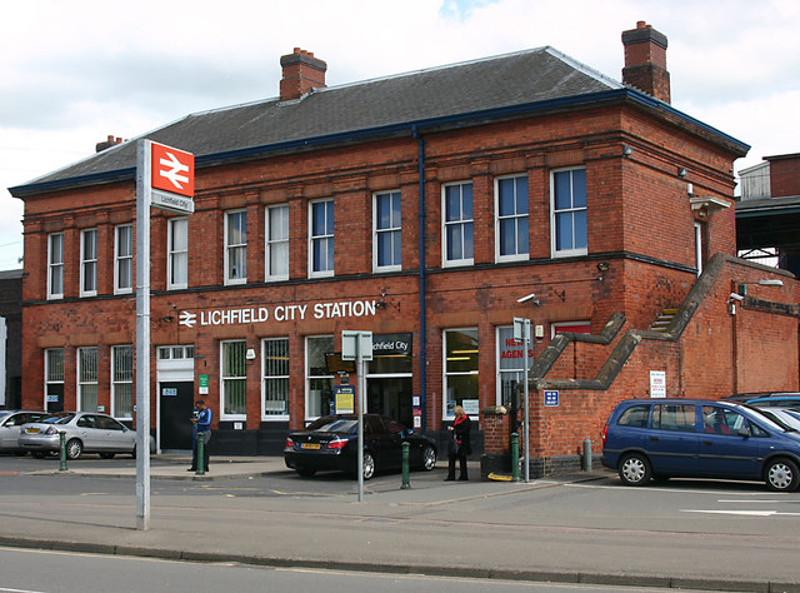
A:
544;390;559;407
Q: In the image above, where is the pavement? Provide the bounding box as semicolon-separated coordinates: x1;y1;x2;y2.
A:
2;455;799;593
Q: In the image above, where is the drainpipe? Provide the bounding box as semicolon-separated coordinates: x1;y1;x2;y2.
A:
413;125;428;433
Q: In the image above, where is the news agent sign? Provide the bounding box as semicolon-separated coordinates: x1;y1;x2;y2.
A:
148;141;195;214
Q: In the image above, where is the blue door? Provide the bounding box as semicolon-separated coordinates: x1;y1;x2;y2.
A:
697;406;762;479
645;403;699;476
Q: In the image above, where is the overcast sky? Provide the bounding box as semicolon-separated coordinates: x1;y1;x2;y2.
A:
1;0;798;269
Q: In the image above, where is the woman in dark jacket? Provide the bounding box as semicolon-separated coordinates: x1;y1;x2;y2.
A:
445;405;471;481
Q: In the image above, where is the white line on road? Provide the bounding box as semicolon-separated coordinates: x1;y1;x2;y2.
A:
681;509;800;517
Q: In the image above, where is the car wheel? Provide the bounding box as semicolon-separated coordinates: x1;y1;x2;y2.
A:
65;439;83;460
765;457;799;492
421;446;436;471
618;453;651;486
295;466;317;477
99;452;115;460
363;452;376;480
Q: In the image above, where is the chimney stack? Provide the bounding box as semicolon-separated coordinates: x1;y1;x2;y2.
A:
95;135;124;153
622;21;671;104
279;48;327;101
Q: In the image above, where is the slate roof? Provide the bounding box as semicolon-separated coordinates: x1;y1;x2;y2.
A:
10;45;746;197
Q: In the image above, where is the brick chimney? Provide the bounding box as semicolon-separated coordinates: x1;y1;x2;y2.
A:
622;21;671;104
95;135;124;153
279;48;327;101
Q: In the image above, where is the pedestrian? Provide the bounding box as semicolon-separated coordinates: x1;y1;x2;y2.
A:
188;400;212;472
445;405;471;481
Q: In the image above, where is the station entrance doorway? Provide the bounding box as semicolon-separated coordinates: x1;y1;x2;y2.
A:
365;333;413;428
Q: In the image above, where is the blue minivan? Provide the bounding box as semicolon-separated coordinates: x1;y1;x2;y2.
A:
602;399;800;491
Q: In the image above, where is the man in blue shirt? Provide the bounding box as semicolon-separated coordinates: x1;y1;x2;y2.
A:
189;400;212;472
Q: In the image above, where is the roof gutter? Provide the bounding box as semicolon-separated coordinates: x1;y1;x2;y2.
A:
9;88;750;198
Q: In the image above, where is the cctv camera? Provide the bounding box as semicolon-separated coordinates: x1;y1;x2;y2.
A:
729;293;744;302
517;293;536;304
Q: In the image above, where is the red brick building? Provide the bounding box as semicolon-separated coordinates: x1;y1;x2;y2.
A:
10;23;799;470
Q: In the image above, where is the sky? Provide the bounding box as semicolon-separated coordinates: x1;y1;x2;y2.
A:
1;0;798;270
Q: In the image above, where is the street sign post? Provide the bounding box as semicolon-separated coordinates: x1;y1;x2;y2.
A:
136;139;194;530
513;317;531;484
341;330;373;503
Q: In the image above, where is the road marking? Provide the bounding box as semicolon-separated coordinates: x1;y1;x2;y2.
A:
0;588;48;593
682;509;800;517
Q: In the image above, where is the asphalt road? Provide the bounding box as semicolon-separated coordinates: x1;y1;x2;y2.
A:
0;547;725;593
1;454;800;591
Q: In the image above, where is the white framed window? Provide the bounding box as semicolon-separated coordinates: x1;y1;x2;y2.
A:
221;340;247;420
224;210;247;285
694;222;703;276
265;204;289;281
262;337;289;420
167;217;188;290
496;326;533;408
551;167;587;257
442;181;474;267
309;199;334;277
495;175;529;262
47;233;64;300
305;335;334;419
114;224;133;294
77;346;98;411
44;348;64;411
80;228;98;297
373;190;402;272
157;345;195;360
443;328;479;419
111;345;133;420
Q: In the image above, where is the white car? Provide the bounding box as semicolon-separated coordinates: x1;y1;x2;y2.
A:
0;410;47;453
18;411;139;459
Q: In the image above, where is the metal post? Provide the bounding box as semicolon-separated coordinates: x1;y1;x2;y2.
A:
357;354;364;503
523;320;530;484
196;434;205;476
583;438;592;472
59;431;67;471
511;432;520;482
135;140;151;531
401;441;410;489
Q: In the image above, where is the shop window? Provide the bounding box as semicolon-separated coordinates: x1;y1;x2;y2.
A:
80;228;98;297
262;337;289;419
309;199;334;277
496;326;533;409
373;190;401;272
224;210;247;285
44;348;64;412
443;328;479;418
168;217;188;290
115;224;133;294
77;346;98;411
221;340;247;419
495;175;529;262
112;345;133;420
47;233;64;300
442;181;474;267
551;167;587;257
266;204;289;281
306;335;334;419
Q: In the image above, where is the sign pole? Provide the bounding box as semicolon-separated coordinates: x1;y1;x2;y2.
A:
135;139;152;531
523;319;530;484
342;331;372;503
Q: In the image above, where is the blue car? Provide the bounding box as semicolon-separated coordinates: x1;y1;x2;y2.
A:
602;399;800;491
746;395;800;410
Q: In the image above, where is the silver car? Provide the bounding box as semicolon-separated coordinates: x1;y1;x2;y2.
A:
18;411;137;459
0;410;47;453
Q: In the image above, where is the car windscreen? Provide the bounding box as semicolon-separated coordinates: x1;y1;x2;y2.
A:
307;418;357;433
41;413;75;425
743;406;794;432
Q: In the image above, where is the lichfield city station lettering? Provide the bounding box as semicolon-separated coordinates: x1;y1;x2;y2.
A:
178;299;378;328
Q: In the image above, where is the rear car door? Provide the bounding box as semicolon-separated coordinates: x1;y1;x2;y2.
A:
76;414;103;450
645;403;699;476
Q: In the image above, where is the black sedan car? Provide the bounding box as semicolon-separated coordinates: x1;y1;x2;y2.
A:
284;414;437;479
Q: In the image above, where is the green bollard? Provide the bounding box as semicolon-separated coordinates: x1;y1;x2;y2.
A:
401;441;410;489
59;431;67;471
196;433;205;476
511;432;520;482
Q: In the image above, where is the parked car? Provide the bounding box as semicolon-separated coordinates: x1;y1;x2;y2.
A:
284;414;437;479
602;399;800;491
757;407;800;431
746;395;800;410
0;410;47;454
18;411;138;459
